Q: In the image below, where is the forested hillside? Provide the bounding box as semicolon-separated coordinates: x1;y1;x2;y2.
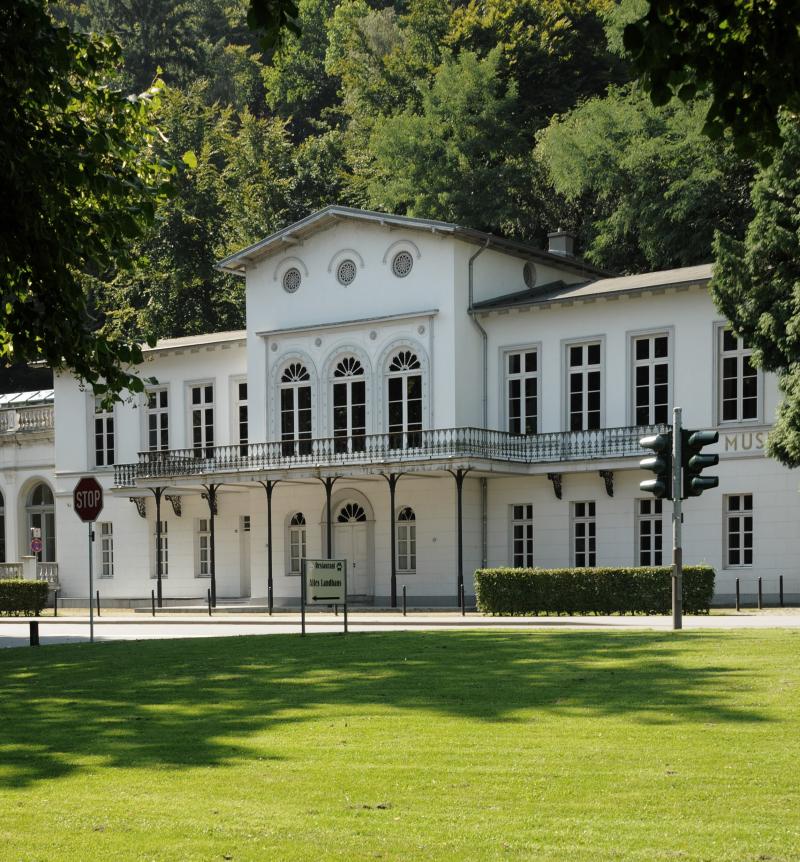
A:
53;0;754;342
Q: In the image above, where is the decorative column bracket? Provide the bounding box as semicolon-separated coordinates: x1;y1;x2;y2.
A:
599;470;614;498
165;494;182;516
546;473;563;500
129;497;147;518
201;490;218;516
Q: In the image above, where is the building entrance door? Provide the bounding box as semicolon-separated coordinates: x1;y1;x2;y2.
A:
333;502;371;598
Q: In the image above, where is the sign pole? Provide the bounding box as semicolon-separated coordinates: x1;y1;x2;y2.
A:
672;407;683;631
88;521;94;644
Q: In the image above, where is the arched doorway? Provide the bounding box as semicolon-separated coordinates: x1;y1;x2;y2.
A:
26;482;55;561
327;491;374;599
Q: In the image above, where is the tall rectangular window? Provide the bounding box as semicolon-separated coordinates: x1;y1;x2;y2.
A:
719;328;758;422
572;501;596;567
288;513;307;575
94;398;115;467
98;522;114;578
152;521;168;578
190;383;215;457
633;334;669;425
506;349;538;435
726;494;753;567
510;504;534;567
636;499;663;566
197;518;211;577
236;380;248;457
568;342;601;431
147;388;169;451
396;507;417;573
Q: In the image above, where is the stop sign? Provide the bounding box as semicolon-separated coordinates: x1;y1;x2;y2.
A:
73;476;104;522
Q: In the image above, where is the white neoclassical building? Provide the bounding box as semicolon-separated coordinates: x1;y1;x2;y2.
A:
1;206;796;606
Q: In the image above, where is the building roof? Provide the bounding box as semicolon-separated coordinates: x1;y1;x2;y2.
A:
0;389;54;406
472;263;714;312
216;205;608;279
142;330;247;355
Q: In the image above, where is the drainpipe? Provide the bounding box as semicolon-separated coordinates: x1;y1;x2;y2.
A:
468;239;491;570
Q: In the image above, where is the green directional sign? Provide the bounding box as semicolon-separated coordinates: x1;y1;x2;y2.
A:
681;429;720;498
304;559;346;604
639;431;673;500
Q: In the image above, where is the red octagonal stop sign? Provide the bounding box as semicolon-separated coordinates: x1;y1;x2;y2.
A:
73;476;104;522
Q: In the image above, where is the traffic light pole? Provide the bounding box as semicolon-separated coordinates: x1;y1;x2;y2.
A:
672;407;683;631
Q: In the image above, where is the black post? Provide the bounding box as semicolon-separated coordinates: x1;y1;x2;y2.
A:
203;484;219;607
29;621;39;646
53;590;58;618
460;583;465;616
450;469;468;605
758;576;763;610
383;473;401;608
402;584;407;617
780;575;784;608
258;480;279;615
96;590;100;617
207;588;212;616
153;487;164;609
735;577;740;612
320;477;337;559
151;589;156;617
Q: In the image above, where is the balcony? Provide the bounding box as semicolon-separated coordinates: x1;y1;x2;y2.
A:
114;424;666;486
0;404;55;434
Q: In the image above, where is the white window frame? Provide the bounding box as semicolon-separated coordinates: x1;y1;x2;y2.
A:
331;356;367;452
628;329;672;427
571;500;596;567
195;518;211;578
287;512;307;576
635;499;664;567
150;520;168;578
387;351;423;449
279;362;313;456
93;397;115;468
714;323;762;425
187;381;215;456
231;376;248;456
509;504;534;567
396;507;417;574
563;338;604;432
504;347;539;436
145;386;170;452
97;522;114;578
724;493;753;568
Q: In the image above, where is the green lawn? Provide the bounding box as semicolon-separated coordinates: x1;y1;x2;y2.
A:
0;631;798;861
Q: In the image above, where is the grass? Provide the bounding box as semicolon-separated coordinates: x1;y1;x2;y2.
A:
0;630;798;861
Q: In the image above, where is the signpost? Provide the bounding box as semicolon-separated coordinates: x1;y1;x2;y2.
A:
301;559;347;635
30;537;42;554
73;477;104;643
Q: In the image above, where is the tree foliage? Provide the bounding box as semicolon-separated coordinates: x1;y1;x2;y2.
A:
711;113;800;466
624;0;800;161
1;0;176;398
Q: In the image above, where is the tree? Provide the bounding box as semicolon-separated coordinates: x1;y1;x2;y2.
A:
1;0;176;399
538;86;753;272
711;113;800;466
623;0;800;160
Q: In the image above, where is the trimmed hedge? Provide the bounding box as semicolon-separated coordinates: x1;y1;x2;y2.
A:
474;566;715;616
0;579;50;616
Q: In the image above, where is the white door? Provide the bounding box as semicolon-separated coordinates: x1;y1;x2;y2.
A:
239;516;251;597
334;522;370;597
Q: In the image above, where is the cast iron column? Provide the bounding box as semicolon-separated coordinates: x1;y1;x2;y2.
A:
257;479;279;614
449;469;468;606
382;473;401;608
149;487;165;608
202;483;220;607
319;477;337;558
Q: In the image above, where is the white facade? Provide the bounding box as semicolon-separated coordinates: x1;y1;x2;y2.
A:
2;207;796;606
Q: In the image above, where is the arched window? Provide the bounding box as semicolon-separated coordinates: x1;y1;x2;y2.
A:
337;502;367;523
0;489;5;563
332;356;366;453
288;512;306;575
388;350;422;449
280;363;312;457
396;507;416;573
27;482;55;562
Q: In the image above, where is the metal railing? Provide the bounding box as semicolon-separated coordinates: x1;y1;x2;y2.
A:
36;562;59;584
0;405;55;433
114;424;666;486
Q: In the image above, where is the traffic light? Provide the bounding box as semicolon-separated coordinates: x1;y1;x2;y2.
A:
681;429;719;498
639;432;673;499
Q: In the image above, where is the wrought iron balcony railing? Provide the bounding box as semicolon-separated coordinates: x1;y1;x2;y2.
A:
113;424;666;487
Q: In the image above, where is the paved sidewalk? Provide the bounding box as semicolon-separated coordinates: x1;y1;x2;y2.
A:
2;609;799;648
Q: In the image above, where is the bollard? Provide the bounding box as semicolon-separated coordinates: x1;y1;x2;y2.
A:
757;576;763;610
268;583;273;617
402;584;407;617
53;590;58;618
29;621;39;646
96;589;101;618
779;575;784;608
151;589;156;617
334;603;338;617
207;588;212;617
460;584;465;617
735;578;740;612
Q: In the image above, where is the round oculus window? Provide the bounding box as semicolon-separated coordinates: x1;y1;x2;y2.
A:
523;261;537;289
337;259;357;286
282;267;302;293
391;250;414;278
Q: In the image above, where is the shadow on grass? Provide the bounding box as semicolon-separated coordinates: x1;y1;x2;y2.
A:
0;630;769;788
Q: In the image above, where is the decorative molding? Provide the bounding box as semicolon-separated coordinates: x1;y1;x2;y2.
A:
599;470;614;498
129;497;147;518
326;248;365;272
165;494;182;517
546;472;563;500
201;490;218;516
272;255;309;281
381;238;422;264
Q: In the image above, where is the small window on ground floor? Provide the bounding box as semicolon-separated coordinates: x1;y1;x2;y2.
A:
98;522;114;578
510;504;534;567
572;501;596;567
396;507;416;573
289;512;306;575
636;499;663;566
725;494;753;567
151;521;168;578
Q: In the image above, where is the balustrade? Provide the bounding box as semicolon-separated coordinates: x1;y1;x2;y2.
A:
0;405;55;433
0;562;23;578
36;562;59;584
